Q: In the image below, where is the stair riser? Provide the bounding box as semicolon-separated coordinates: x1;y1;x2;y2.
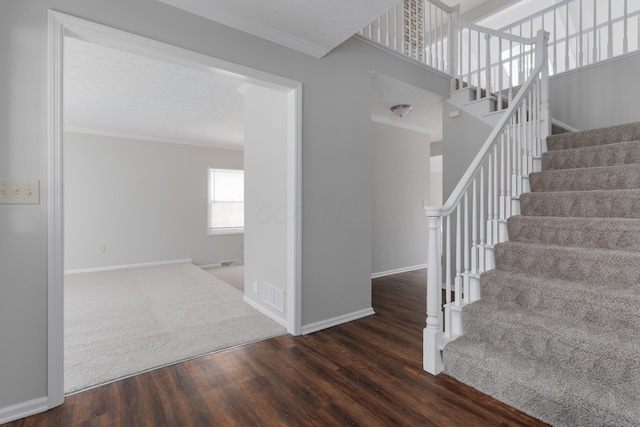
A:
506;216;640;251
443;339;640;427
494;243;640;289
542;141;640;170
461;304;640;394
529;165;640;192
481;271;640;331
547;122;640;151
520;190;640;218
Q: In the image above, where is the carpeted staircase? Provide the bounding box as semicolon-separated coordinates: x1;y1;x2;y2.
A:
442;121;640;426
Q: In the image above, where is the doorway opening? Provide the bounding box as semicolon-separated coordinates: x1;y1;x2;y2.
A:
48;10;301;403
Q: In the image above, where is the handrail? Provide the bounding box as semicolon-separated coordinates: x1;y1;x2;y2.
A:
427;40;545;218
429;0;456;13
497;0;573;32
423;29;550;375
461;20;537;45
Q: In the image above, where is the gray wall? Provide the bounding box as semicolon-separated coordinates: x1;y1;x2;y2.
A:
442;101;493;201
550;52;640;130
0;0;451;415
63;133;244;271
371;122;430;275
243;85;288;320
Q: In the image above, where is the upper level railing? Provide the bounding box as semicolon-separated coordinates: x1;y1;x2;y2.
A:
359;0;640;88
359;0;549;106
359;0;458;79
498;0;640;75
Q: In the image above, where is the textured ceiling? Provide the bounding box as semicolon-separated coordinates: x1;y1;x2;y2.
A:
158;0;399;57
372;73;445;141
64;37;247;149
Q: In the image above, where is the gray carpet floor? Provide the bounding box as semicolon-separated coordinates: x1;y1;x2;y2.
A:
64;262;285;394
443;121;640;426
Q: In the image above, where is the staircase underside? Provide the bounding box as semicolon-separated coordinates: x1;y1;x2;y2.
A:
442;121;640;426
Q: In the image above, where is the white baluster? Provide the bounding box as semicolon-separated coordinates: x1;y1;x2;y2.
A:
471;178;480;301
455;205;462;308
566;3;570;71
509;39;514;102
445;215;451;338
458;18;463;87
485;33;491;96
553;7;558;73
440;8;445;72
471;178;477;276
428;3;433;67
592;0;597;64
463;192;470;304
608;0;613;58
479;164;486;275
498;37;503;111
492;142;499;247
579;0;584;67
623;0;628;54
468;28;472;89
478;31;483;98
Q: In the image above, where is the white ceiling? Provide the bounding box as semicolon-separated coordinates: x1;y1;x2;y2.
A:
372;73;444;141
64;37;248;149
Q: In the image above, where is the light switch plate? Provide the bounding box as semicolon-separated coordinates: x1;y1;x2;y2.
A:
0;180;40;204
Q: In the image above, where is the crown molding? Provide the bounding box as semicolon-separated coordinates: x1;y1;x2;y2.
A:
64;127;244;151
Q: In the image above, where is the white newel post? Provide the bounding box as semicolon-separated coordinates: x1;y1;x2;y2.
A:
424;211;443;375
537;29;551;153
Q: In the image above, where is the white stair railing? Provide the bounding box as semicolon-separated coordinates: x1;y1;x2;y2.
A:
359;0;459;82
455;21;540;113
423;29;550;375
498;0;640;75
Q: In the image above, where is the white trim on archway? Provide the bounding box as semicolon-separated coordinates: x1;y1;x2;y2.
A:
47;9;302;408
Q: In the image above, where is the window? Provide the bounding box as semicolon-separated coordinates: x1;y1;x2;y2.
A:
208;168;244;235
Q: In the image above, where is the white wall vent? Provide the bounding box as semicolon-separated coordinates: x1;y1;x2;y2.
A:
263;282;284;312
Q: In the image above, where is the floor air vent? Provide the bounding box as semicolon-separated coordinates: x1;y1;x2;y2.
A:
263;282;284;312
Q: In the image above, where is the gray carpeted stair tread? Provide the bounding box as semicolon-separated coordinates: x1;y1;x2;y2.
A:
507;215;640;250
547;121;640;151
520;188;640;218
444;121;640;426
542;140;640;170
529;163;640;192
443;337;640;427
494;241;640;289
480;269;640;331
460;299;640;394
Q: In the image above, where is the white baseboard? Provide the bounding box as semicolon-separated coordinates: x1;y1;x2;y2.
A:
371;264;427;279
64;258;193;275
0;397;48;425
198;259;244;269
243;295;288;329
551;118;579;132
301;307;375;335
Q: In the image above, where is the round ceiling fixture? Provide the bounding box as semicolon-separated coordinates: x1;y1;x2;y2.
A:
390;104;412;117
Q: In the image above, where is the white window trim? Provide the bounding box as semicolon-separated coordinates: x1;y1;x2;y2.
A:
208;168;244;236
208;227;244;236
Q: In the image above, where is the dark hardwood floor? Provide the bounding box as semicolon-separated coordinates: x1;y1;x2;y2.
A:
4;269;548;426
